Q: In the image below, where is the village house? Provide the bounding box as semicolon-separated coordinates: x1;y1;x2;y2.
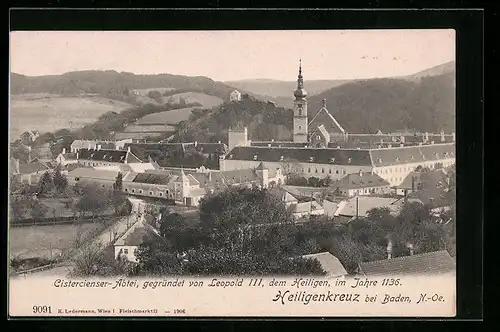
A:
114;220;161;263
70;139;117;153
331;170;391;197
229;89;242;102
301;252;348;279
10;158;51;185
66;161;285;207
269;186;325;220
327;195;404;220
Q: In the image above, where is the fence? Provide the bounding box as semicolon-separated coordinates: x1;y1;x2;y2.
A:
10;215;114;227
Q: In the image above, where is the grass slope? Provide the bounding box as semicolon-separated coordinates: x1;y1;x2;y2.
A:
10;94;133;141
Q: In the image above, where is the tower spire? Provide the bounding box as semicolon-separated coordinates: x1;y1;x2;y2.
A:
297;59;304;89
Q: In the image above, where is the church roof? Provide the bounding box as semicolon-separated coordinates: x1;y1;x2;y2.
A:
309;106;346;135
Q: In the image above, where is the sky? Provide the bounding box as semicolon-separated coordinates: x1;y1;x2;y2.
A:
10;30;455;82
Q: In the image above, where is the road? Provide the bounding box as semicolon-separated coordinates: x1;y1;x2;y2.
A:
17;213;139;278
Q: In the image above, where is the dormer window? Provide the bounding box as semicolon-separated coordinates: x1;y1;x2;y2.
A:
330;157;336;163
309;156;314;162
395;157;400;162
378;158;382;163
316;135;321;140
280;156;284;161
435;152;439;157
444;152;448;157
90;153;94;158
253;155;258;160
410;155;414;160
348;158;352;163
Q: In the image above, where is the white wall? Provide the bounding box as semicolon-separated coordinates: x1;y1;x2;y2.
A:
115;245;139;263
221;159;372;180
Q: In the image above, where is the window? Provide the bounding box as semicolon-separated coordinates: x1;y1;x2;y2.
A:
316;135;321;140
149;191;153;195
308;168;311;173
123;249;129;254
299;109;303;116
131;189;135;193
315;168;318;173
124;188;128;192
102;185;105;188
139;190;143;194
336;170;339;174
75;177;80;181
329;169;332;174
322;168;325;173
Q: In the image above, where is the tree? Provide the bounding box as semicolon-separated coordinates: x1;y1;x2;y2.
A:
320;175;333;187
75;183;110;220
112;173;125;215
53;166;68;193
307;177;321;187
30;200;48;221
281;158;302;179
37;171;54;196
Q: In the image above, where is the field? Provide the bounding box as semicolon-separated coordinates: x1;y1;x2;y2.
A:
9;222;106;260
136;107;206;125
9;94;133;141
124;124;176;133
159;92;223;108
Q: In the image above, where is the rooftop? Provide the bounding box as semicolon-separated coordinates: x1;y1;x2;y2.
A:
302;252;348;278
114;221;160;246
334;172;390;189
17;161;50;174
358;250;456;276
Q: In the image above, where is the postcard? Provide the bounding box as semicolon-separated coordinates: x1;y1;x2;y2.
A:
9;28;456;317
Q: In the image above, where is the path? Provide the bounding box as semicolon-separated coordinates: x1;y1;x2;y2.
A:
17;213;139;278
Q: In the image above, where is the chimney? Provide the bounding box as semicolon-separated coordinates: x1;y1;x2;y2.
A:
268;144;271;147
127;146;131;153
88;143;91;150
76;152;79;160
440;131;445;142
218;140;221;144
452;132;456;142
359;170;363;177
424;132;429;142
400;135;405;143
400;143;404;147
194;141;198;147
208;171;212;182
387;239;393;259
97;144;101;151
62;148;66;154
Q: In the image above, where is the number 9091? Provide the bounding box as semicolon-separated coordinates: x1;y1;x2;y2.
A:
33;306;52;314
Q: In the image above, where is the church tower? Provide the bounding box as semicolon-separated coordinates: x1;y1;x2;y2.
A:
293;60;308;143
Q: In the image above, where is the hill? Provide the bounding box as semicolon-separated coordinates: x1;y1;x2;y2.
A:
225;79;353;98
173;95;293;143
175;71;455;143
10;70;236;101
403;61;455;81
307;72;455;133
225;61;456;108
9;94;133;141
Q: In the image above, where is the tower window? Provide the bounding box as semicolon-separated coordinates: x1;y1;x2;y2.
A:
299;109;302;116
299;126;302;130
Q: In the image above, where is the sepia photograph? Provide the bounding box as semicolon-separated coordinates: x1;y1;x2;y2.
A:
8;28;459;317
